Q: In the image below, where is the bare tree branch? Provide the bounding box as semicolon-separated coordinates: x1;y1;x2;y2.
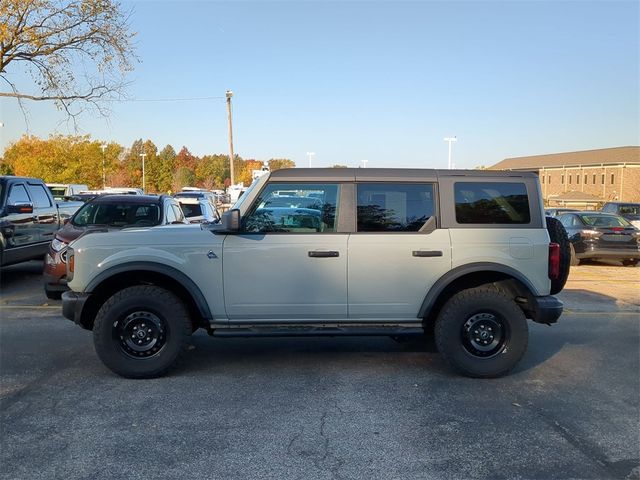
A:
0;0;137;124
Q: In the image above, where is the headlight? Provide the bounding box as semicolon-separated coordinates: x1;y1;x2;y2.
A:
631;220;640;230
51;238;68;252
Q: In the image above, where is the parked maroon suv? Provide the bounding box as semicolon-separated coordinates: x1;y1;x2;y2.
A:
43;194;186;299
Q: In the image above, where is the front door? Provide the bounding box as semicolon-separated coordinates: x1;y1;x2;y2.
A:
223;182;347;321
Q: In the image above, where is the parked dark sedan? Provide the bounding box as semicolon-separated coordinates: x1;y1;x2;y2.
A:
43;194;187;299
558;212;640;266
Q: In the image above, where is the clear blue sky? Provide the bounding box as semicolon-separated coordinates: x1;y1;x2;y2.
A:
1;0;638;169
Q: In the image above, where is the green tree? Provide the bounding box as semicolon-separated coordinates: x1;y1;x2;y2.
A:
196;154;228;189
173;167;195;192
156;145;177;193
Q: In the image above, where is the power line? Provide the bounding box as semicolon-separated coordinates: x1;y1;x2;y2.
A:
110;96;225;103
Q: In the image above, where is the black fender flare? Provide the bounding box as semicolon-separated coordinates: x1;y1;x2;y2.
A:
86;262;212;320
417;262;540;318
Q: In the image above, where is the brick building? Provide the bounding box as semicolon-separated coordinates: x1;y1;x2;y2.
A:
490;146;640;208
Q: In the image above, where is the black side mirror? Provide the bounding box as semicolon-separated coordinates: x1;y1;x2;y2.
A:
7;202;34;214
223;209;241;231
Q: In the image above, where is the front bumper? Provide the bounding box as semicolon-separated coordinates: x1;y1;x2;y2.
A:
529;295;563;325
62;291;91;326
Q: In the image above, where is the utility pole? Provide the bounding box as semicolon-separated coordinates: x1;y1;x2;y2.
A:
226;90;235;185
139;153;147;193
361;159;368;168
444;136;457;170
100;144;107;189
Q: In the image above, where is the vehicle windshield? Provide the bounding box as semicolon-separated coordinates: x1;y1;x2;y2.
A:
72;202;162;227
581;215;631;228
231;178;261;210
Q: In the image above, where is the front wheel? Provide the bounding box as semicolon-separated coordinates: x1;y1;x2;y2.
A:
622;259;639;267
435;287;528;378
93;285;192;378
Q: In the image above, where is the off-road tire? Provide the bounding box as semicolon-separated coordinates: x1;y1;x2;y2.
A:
435;287;528;378
546;216;570;294
93;285;191;379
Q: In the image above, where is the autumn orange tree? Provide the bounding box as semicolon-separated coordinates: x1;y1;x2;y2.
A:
2;134;121;187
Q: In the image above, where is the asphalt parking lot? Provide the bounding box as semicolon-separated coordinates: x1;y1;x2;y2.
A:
1;261;639;480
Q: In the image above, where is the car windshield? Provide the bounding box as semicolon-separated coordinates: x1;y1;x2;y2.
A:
72;202;162;227
581;215;631;228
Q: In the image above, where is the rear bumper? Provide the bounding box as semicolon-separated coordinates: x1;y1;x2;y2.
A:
62;291;91;326
576;248;640;260
529;295;563;325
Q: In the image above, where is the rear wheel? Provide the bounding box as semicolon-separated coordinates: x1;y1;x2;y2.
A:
435;287;528;378
93;285;192;378
622;259;639;267
546;216;571;294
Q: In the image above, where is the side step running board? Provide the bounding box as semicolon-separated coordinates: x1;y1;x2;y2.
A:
210;326;425;338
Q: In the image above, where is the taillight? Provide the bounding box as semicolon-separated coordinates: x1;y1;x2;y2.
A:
549;243;560;280
580;229;603;239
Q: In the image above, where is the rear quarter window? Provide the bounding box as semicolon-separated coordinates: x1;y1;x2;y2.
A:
454;182;530;224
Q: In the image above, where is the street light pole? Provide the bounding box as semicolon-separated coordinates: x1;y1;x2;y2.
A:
100;144;107;189
226;90;235;185
306;152;315;168
139;153;147;193
443;136;457;170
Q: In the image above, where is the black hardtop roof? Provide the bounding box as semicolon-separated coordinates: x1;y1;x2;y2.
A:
89;194;166;204
269;168;538;182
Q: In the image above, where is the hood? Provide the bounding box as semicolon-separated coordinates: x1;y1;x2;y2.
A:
69;223;214;249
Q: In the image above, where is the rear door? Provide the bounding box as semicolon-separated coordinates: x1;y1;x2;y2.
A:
27;182;58;243
347;181;452;319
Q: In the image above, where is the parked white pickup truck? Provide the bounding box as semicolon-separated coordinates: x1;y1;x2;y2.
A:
62;168;569;379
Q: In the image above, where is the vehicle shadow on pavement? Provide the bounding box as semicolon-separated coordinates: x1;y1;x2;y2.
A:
178;333;445;376
558;288;638;311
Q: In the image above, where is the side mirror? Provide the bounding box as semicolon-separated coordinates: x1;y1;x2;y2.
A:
222;209;241;231
7;202;34;214
209;209;240;233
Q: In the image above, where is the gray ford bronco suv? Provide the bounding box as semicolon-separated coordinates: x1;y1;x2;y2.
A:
62;168;568;378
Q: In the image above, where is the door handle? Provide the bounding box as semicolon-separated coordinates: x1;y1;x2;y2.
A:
308;251;339;258
412;250;443;257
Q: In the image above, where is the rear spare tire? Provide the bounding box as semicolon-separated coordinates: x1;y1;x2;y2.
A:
546;216;570;294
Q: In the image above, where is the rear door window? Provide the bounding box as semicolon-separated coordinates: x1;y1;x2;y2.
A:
27;184;52;208
356;183;435;232
454;182;530;224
